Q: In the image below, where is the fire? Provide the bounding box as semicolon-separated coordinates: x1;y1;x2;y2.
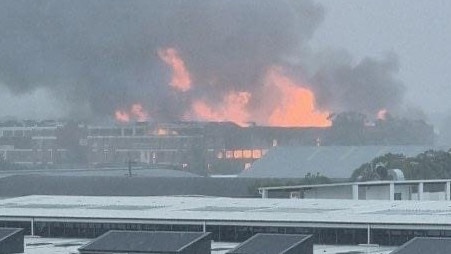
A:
115;110;130;123
186;67;330;127
130;104;148;122
115;103;149;123
155;47;330;127
377;109;388;120
265;67;331;127
158;48;192;92
191;91;251;126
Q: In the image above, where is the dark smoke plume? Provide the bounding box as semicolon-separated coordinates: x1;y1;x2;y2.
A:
0;0;406;121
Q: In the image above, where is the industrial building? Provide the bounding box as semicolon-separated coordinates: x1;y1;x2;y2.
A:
0;120;72;166
1;195;451;246
258;179;451;200
0;118;436;175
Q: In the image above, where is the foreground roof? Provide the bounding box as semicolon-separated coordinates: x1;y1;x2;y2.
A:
0;175;256;198
391;237;451;254
0;228;22;242
228;233;311;254
2;195;451;230
22;236;396;254
79;231;210;253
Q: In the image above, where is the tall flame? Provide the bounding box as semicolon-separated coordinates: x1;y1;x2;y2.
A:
115;110;130;123
265;67;331;127
130;104;149;122
152;48;331;127
115;103;149;123
158;48;192;92
191;91;251;126
377;108;388;120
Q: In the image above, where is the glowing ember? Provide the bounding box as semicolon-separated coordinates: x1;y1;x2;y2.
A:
115;103;149;123
115;110;130;123
158;48;192;92
130;104;149;122
377;109;388;120
265;67;331;127
191;91;251;126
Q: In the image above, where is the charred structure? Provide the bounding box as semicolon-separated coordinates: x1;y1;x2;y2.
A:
0;116;434;174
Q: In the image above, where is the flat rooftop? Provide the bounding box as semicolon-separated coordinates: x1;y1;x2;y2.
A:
22;237;395;254
1;195;451;230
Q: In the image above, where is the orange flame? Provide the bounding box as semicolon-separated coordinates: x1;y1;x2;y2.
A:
155;47;330;127
187;68;330;127
130;104;149;122
265;67;331;127
115;103;149;123
115;110;130;123
191;91;251;126
158;48;192;92
377;109;388;120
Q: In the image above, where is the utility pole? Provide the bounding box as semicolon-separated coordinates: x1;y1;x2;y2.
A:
128;158;132;177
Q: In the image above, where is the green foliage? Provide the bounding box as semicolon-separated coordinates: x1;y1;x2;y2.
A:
351;149;451;181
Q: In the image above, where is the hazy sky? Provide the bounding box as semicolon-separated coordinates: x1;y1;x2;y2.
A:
0;1;450;122
313;0;451;115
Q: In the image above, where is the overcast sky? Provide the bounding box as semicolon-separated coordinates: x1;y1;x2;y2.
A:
313;0;451;116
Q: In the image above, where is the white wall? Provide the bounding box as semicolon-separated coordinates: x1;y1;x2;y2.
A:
360;185;390;200
412;191;446;200
303;185;353;199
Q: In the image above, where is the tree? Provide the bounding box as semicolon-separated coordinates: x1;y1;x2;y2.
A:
328;112;367;145
351;150;451;181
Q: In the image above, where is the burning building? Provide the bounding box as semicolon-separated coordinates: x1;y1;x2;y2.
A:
0;1;436;174
0;116;434;174
0;120;75;166
86;122;205;174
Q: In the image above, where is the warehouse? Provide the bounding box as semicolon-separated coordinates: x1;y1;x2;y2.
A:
259;179;451;200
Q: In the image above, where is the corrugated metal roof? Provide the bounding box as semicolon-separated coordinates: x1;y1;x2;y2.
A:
0;175;257;198
0;228;22;242
2;195;451;229
390;237;451;254
228;233;311;254
241;146;435;179
78;231;210;253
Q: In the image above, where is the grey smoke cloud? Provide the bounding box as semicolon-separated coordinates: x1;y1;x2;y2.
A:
0;0;406;122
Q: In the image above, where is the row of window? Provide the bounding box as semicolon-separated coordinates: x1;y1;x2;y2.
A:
1;221;450;246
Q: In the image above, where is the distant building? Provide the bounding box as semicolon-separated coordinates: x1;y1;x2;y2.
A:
0;120;71;166
86;122;205;174
0;118;436;174
258;179;451;201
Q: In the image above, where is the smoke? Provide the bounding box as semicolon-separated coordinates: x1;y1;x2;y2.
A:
310;51;406;115
0;0;407;122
